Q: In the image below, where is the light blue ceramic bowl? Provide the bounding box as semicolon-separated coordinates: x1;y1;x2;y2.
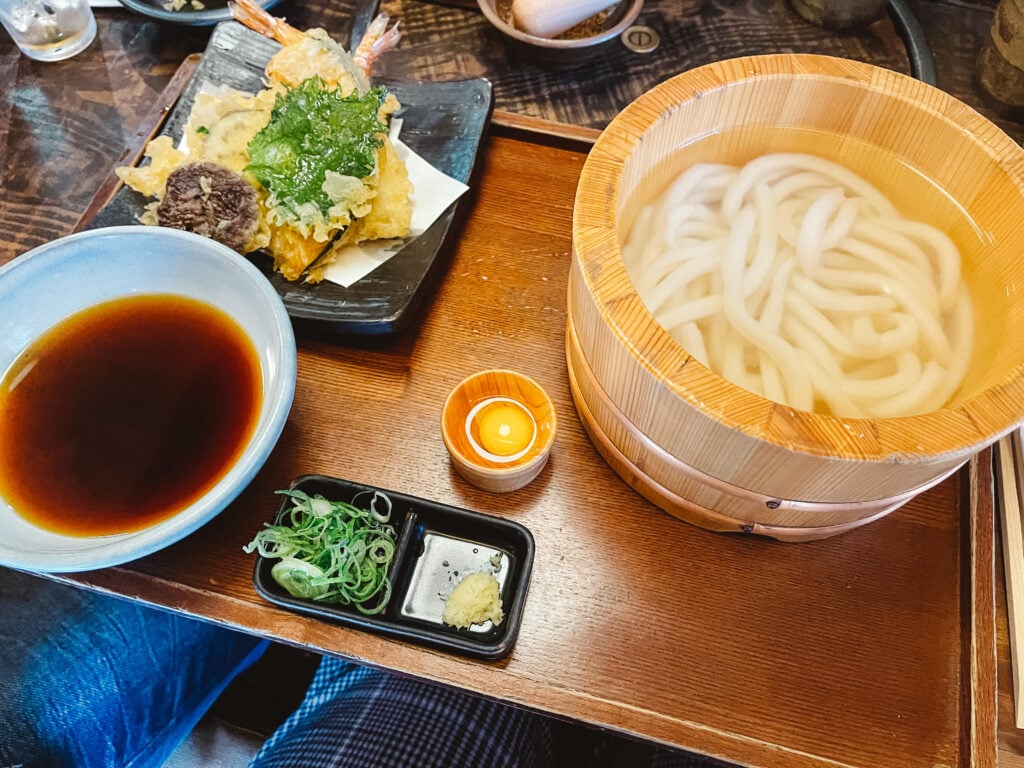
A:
0;226;297;572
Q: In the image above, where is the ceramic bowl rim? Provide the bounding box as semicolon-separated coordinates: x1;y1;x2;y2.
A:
0;226;298;572
476;0;645;51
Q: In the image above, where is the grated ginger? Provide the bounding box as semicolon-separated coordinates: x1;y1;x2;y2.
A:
442;571;503;629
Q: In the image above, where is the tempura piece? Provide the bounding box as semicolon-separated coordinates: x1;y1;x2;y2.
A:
116;3;410;282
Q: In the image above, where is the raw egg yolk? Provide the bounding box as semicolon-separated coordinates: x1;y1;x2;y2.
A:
477;404;534;456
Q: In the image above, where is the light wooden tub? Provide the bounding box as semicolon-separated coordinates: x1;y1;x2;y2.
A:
569;53;1024;541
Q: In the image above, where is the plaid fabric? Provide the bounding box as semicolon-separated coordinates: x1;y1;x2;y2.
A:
249;658;565;768
250;657;734;768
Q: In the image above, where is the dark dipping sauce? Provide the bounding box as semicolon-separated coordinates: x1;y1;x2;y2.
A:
0;294;262;537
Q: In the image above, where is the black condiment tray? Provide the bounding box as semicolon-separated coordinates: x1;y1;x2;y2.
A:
252;475;534;660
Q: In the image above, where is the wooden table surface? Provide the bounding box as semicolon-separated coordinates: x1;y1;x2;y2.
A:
2;1;1022;766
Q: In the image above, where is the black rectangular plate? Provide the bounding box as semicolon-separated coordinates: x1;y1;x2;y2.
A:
85;21;494;336
252;475;535;660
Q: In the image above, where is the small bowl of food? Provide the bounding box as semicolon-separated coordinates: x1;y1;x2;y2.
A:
0;225;297;571
441;370;557;493
477;0;644;70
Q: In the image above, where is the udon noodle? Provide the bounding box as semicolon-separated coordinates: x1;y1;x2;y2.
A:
621;153;974;418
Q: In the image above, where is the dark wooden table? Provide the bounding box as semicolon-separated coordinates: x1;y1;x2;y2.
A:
2;2;1022;766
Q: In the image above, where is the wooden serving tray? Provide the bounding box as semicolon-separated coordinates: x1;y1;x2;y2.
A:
65;54;997;768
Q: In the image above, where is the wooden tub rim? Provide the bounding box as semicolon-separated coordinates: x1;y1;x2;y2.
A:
571;51;1024;463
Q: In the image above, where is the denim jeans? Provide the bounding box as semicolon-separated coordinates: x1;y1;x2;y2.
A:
0;567;725;768
0;567;267;768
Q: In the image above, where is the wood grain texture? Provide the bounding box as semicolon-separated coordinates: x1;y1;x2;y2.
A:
564;311;951;538
364;0;916;130
970;450;999;767
999;433;1024;729
0;12;210;263
0;1;1018;766
53;134;993;768
569;52;1024;530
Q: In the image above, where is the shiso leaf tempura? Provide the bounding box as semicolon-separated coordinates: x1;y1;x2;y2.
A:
244;489;397;614
245;78;391;239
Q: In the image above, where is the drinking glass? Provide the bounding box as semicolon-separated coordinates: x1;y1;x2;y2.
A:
0;0;96;62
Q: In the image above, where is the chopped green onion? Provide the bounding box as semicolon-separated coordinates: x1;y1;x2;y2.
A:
270;557;327;600
244;489;398;615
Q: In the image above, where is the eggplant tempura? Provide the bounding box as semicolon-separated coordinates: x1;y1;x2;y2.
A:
117;3;412;282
